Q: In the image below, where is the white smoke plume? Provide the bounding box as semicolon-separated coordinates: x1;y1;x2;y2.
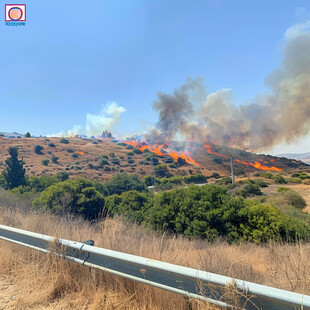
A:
51;102;126;138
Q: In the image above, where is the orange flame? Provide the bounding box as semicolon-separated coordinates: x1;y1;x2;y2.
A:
203;144;228;158
235;159;282;171
74;151;86;155
124;140;199;166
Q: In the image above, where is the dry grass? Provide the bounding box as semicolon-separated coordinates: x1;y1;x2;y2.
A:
1;203;310;309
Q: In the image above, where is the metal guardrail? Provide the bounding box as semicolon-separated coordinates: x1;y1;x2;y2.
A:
0;223;309;310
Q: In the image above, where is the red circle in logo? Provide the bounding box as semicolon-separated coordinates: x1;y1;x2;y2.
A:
8;7;23;21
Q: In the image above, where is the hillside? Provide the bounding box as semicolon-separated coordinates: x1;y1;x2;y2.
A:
278;152;310;164
0;137;308;182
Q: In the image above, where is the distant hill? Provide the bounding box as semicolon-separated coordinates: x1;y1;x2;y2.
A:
0;131;25;138
278;152;310;164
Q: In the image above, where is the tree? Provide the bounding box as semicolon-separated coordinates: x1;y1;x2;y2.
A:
25;132;31;138
2;147;27;189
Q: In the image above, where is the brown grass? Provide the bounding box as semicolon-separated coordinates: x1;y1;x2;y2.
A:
1;203;310;309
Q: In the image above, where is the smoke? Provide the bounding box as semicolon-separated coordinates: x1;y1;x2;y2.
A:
149;22;310;151
51;102;126;138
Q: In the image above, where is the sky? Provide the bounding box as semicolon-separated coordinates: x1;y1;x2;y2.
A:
0;0;310;155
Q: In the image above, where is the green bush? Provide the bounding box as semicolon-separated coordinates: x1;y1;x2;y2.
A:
283;190;307;209
128;159;135;164
154;164;169;177
109;152;115;157
48;143;56;148
72;154;78;158
216;177;232;185
244;183;262;196
183;174;207;184
51;154;59;163
34;145;44;154
133;148;142;154
291;172;310;180
67;149;74;153
274;174;287;184
211;172;220;179
286;177;302;184
127;152;134;156
33;178;105;219
126;145;134;150
260;172;274;179
254;179;268;187
101;155;108;159
60;138;69;144
99;158;109;166
41;159;50;166
117;142;126;146
102;173;147;196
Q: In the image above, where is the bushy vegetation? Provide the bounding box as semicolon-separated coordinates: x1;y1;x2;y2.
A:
60;138;69;144
41;159;50;166
33;178;104;219
34;144;44;154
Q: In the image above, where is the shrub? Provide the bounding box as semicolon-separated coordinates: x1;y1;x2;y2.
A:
99;158;109;166
286;177;302;184
102;173;147;196
109;152;115;157
72;154;78;158
25;132;31;138
128;159;135;164
48;143;56;148
41;159;50;166
254;179;268;187
291;172;310;180
133;148;142;154
260;172;274;179
101;155;108;159
211;172;220;179
154;164;169;177
303;179;310;185
126;145;134;150
177;157;187;166
127;152;134;156
183;174;207;184
33;178;105;219
111;158;120;165
51;154;59;163
284;190;307;209
118;142;126;146
163;156;174;164
34;145;44;154
60;138;69;144
244;183;262;196
67;149;74;153
274;174;287;184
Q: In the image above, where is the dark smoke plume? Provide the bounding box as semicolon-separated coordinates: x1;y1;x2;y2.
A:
149;30;310;151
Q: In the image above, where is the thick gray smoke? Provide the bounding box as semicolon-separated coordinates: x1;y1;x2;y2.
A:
150;26;310;151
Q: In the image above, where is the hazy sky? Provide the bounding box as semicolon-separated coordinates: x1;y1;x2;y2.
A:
1;0;310;155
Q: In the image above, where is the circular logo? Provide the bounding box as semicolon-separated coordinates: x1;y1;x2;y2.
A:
8;7;23;21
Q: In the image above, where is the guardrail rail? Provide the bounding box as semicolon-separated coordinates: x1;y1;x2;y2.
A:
0;224;309;309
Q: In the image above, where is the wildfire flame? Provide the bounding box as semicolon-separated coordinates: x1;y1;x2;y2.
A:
74;151;86;155
203;144;228;158
124;140;200;166
235;159;282;171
